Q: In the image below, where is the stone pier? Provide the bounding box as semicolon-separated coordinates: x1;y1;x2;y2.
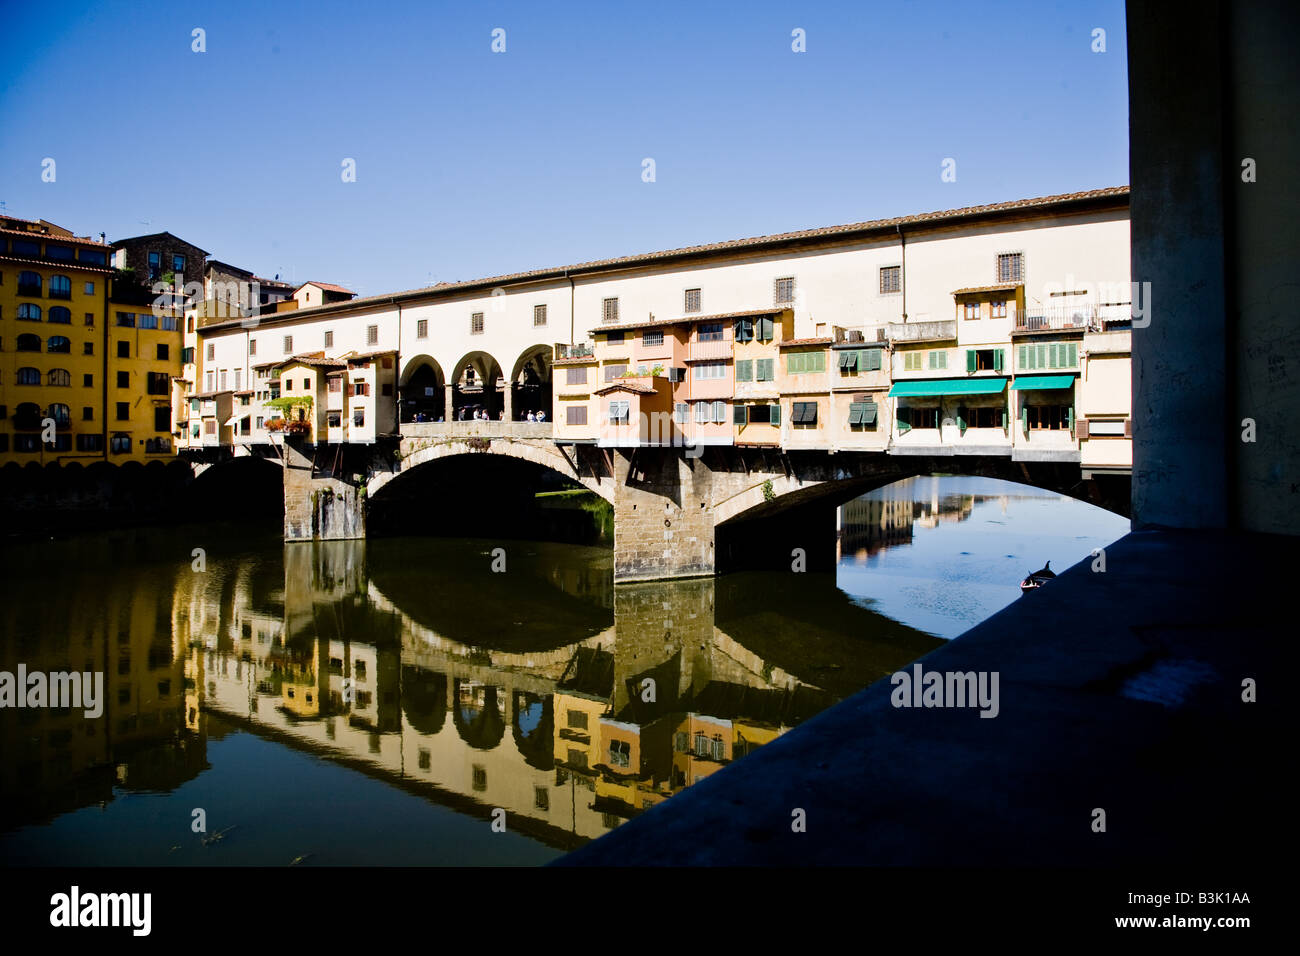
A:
281;439;366;541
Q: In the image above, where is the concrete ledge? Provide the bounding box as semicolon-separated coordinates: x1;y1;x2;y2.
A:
557;529;1282;866
888;445;1014;457
1012;448;1082;462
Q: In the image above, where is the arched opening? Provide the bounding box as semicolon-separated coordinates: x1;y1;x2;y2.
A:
452;679;506;751
188;456;285;529
401;666;448;737
509;345;553;422
398;355;446;423
512;691;554;771
447;350;504;421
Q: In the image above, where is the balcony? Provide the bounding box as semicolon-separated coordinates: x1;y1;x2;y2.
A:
885;320;957;344
1015;304;1095;333
687;339;733;362
556;343;594;360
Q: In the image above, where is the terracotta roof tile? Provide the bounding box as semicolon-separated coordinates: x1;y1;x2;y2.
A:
779;337;835;347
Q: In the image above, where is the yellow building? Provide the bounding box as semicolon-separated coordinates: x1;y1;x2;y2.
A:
0;217;113;462
0;215;181;464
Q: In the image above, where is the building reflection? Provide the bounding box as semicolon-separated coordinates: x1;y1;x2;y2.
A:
2;535;940;850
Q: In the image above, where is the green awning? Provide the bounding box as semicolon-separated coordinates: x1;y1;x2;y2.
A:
1011;374;1076;391
888;377;1007;397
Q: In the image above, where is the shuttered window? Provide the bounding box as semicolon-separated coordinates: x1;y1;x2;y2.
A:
792;401;818;425
602;298;619;324
903;352;923;371
848;401;878;427
756;358;774;381
566;366;587;385
1017;342;1078;370
566;405;587;425
756;315;775;342
733;404;748;425
735;359;753;382
684;289;701;313
928;350;947;370
786;351;826;374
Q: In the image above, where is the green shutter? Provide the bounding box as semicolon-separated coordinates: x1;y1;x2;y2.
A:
1020;404;1028;434
787;353;799;375
1068;405;1075;430
758;358;773;381
994;348;1004;372
966;350;977;373
770;403;781;425
848;402;865;424
1068;343;1077;367
734;404;747;425
813;352;825;372
1001;407;1008;431
956;405;967;434
866;348;881;371
736;359;752;382
1017;345;1026;369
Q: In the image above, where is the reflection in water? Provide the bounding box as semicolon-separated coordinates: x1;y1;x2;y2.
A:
1;530;939;862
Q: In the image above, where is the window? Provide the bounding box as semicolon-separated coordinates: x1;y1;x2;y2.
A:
416;319;428;339
610;739;631;768
160;314;177;330
140;311;159;330
698;322;723;342
642;329;663;347
47;245;73;261
756;358;775;381
49;275;72;299
154;407;171;432
83;342;94;356
328;376;342;392
963;301;981;320
17;271;42;295
82;406;94;421
602;297;619;324
880;265;902;294
991;300;1007;318
283;335;293;353
111;433;131;453
116;402;129;420
608;400;630;424
694;401;712;423
84;313;94;325
848;400;879;430
786;351;826;374
147;372;170;395
566;405;587;425
187;316;195;333
674;402;688;424
353;408;365;427
713;400;726;422
219;371;227;391
327;411;341;428
77;434;103;452
83;374;93;387
148;251;161;280
775;276;795;304
367;325;378;345
533;304;547;327
116;311;135;328
16;334;40;352
566;366;587;385
48;307;71;324
18;303;41;321
966;348;1004;372
958;405;1003;429
791;401;818;426
1025;404;1071;430
324;330;334;348
181;347;194;364
756;315;775;342
85;282;95;295
248;339;256;356
353;382;367;396
605;330;624;344
471;312;484;334
205;371;214;391
928;350;948;370
896;405;940;430
1017;342;1078;370
684;288;701;313
603;363;627;382
693;361;726;380
156;343;169;360
997;252;1024;283
744;404;775;425
117;371;130;388
734;318;754;343
735;359;753;382
172;254;186;274
47;368;71;386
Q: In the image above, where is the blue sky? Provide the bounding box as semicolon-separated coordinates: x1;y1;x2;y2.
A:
0;0;1129;295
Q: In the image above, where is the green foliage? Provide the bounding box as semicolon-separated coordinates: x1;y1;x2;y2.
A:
762;479;775;501
264;395;313;412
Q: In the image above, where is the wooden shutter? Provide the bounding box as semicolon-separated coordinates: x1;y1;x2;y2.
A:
966;350;977;373
994;349;1004;372
733;404;747;425
770;403;781;425
1076;417;1089;439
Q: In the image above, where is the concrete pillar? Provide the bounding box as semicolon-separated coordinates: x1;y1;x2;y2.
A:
282;439;365;541
503;383;513;422
444;384;454;421
612;448;716;582
1128;0;1299;533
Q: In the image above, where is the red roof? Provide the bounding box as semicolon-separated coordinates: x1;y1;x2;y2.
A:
295;281;356;295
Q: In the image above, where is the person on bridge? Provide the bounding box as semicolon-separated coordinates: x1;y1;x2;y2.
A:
527;411;537;422
536;410;546;422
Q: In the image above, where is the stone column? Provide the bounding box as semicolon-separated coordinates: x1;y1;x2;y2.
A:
444;384;455;421
282;439;365;542
503;382;513;422
612;448;716;582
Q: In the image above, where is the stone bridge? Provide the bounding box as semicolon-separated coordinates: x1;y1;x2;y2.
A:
271;420;1129;582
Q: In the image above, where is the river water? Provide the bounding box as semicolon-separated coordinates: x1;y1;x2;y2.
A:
0;476;1127;865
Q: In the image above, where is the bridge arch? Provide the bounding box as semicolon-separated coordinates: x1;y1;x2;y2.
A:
368;437;612;502
398;353;447;423
508;344;553;422
448;349;504;421
452;679;506;751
